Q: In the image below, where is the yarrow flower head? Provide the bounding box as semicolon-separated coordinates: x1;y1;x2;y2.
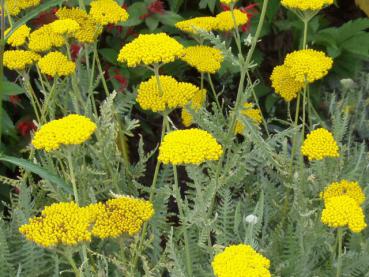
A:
118;33;184;67
137;75;199;112
28;24;65;52
235;102;263;135
3;50;40;71
281;0;333;11
270;64;304;102
175;16;218;34
321;195;367;233
32;114;96;152
321;180;365;206
49;19;80;36
158;129;223;165
181;89;207;127
6;25;31;47
212;244;271;277
4;0;41;16
284;49;333;83
301;128;339;161
91;196;154;238
220;0;238;5
215;10;248;32
89;0;129;26
38;51;76;77
181;46;224;74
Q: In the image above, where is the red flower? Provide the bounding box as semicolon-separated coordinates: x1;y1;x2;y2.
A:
17;120;36;137
70;44;82;61
240;3;259;32
113;74;128;92
148;0;165;15
32;8;58;27
9;95;21;105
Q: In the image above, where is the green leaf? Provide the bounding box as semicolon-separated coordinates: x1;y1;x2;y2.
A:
99;48;119;65
121;2;147;27
145;16;160;31
158;11;183;26
0;155;72;194
2;81;25;96
169;0;184;12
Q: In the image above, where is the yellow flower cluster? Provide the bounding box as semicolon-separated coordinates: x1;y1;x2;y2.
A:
301;128;339;160
5;0;40;16
89;0;129;26
6;25;31;47
92;196;154;238
321;180;365;205
38;51;76;77
118;33;184;67
215;10;248;32
56;7;101;43
212;244;271;277
3;50;40;71
181;46;224;74
321;196;367;233
137;75;199;112
28;24;65;52
270;65;303;102
158;129;223;165
49;19;80;36
181;89;207;127
235;102;263;134
175;16;218;34
32;114;96;152
220;0;238;4
19;202;94;248
281;0;333;11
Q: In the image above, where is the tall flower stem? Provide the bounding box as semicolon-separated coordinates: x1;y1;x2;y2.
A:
207;73;221;110
22;73;42;123
66;149;79;204
0;0;5;145
336;228;344;277
41;79;57;123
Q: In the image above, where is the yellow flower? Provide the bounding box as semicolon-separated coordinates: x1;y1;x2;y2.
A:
118;33;184;67
89;0;129;26
181;89;207;127
19;202;94;248
281;0;333;11
56;7;102;43
220;0;238;4
215;10;248;32
235;102;263;135
270;65;303;102
49;19;80;36
3;50;40;71
175;16;218;34
32;114;96;152
4;0;41;16
321;196;367;233
91;196;154;239
28;24;65;52
212;244;271;277
321;180;365;206
137;75;199;112
38;52;76;77
284;49;333;83
181;46;223;74
301;128;339;161
158;129;223;165
6;25;31;47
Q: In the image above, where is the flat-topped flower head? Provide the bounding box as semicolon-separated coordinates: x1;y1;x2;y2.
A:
215;10;248;32
32;114;96;152
220;0;238;4
284;49;333;83
175;16;217;34
321;180;365;206
118;33;184;67
321;195;367;233
19;202;94;248
181;46;223;74
270;64;304;102
6;25;31;47
91;196;154;238
212;244;271;277
89;0;129;26
38;52;76;77
5;0;41;16
281;0;333;11
182;89;207;127
158;129;223;165
49;19;80;36
3;50;40;71
235;102;263;134
301;128;339;161
137;75;199;112
28;24;65;52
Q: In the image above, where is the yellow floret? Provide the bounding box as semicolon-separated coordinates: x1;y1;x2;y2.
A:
32;114;96;152
212;244;271;277
321;195;367;233
6;25;31;47
235;102;263;135
28;24;65;52
281;0;333;11
49;19;80;36
321;180;365;206
175;16;218;34
220;0;238;4
181;89;207;127
38;51;76;77
158;129;223;165
181;46;223;74
118;33;184;67
270;64;304;102
284;49;333;83
215;10;248;32
301;128;339;161
89;0;129;26
5;0;41;16
3;50;40;71
137;75;199;112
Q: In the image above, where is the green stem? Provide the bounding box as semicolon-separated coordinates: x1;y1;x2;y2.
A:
63;250;81;277
207;73;221;110
336;228;343;277
66;149;79;204
41;79;57;123
289;91;301;173
81;244;91;277
22;72;42;123
0;0;5;145
200;72;204;90
153;64;164;97
302;19;308;49
93;44;110;97
78;0;86;10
